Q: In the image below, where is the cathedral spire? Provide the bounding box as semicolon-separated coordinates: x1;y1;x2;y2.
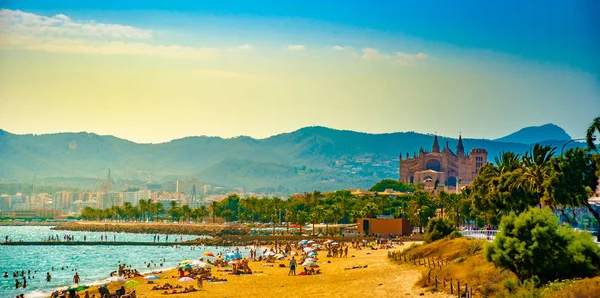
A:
432;135;440;153
456;134;465;156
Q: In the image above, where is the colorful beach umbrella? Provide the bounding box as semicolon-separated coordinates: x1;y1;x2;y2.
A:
308;251;317;257
144;275;160;280
67;285;89;291
125;280;141;287
263;251;276;257
203;252;215;257
225;252;242;260
106;276;127;283
307;240;315;244
305;257;317;262
298;240;308;245
179;260;193;265
303;247;313;253
302;261;319;268
179;277;195;282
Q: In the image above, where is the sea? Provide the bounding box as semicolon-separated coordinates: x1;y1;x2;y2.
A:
0;226;249;298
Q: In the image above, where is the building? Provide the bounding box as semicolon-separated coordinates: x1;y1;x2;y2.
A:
357;217;412;236
399;135;487;189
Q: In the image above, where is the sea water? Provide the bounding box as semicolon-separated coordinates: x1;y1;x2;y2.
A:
0;226;249;298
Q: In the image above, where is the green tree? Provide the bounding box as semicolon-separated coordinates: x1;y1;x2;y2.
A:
423;217;457;243
369;179;417;193
522;144;556;206
407;191;435;233
545;148;600;232
485;208;600;285
586;115;600;151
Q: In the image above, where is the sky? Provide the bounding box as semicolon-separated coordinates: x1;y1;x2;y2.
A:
0;0;599;143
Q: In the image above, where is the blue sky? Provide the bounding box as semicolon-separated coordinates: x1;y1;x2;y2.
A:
0;0;599;143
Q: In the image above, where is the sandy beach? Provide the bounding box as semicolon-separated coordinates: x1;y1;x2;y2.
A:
75;242;444;298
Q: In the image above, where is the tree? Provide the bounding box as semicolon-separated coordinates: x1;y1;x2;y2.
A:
407;191;436;233
586;115;600;151
362;202;380;218
423;217;457;243
369;179;417;193
545;148;600;233
522;144;556;206
485;208;600;285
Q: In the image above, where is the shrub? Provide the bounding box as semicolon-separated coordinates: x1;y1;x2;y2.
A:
423;217;456;243
485;208;600;286
448;230;462;239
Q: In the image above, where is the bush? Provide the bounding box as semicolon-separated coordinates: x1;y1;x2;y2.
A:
448;230;462;239
485;208;600;286
423;217;456;243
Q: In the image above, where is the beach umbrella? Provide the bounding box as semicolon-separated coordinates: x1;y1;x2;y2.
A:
144;275;160;280
308;251;317;257
199;262;214;268
179;260;193;265
106;276;127;283
203;252;215;257
179;277;195;282
298;240;308;245
125;280;141;288
179;264;192;269
302;261;319;268
305;257;317;262
67;285;89;291
303;247;313;253
225;252;242;260
275;254;286;260
264;251;276;257
191;260;204;266
311;243;321;247
307;240;315;244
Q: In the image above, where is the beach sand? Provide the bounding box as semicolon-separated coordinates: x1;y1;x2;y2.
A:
78;242;444;298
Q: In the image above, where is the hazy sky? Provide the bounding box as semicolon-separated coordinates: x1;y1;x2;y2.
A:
1;1;599;143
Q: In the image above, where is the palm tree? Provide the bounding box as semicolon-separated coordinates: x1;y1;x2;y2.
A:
522;144;556;205
586;116;600;151
138;199;150;221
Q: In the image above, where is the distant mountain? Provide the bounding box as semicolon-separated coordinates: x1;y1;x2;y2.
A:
494;123;571;144
0;125;582;193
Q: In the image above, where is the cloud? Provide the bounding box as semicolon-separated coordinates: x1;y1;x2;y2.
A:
0;9;152;39
361;48;391;61
394;52;428;65
236;44;253;50
0;34;222;60
0;9;241;60
332;45;347;51
360;48;428;65
286;44;306;52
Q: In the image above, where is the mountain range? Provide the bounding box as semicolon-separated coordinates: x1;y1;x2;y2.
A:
0;123;581;194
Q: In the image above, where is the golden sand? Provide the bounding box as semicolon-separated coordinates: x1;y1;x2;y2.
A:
78;242;443;298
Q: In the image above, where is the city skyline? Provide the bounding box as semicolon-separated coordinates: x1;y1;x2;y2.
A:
1;1;599;143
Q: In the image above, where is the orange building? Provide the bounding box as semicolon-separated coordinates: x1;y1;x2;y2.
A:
357;218;412;236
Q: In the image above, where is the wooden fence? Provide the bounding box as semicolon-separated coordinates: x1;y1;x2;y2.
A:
388;251;474;298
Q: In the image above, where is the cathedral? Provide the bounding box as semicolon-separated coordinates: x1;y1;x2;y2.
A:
399;135;488;190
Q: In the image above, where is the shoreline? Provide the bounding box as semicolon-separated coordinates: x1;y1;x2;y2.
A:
66;241;443;298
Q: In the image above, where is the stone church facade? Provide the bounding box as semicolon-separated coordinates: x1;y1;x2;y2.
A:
399;135;488;189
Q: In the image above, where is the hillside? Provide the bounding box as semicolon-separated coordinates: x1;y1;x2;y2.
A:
494;123;571;144
0;126;583;193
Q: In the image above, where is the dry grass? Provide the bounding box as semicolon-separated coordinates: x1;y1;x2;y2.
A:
393;238;515;297
543;277;600;298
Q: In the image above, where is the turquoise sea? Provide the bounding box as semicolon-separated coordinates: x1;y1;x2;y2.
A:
0;226;249;298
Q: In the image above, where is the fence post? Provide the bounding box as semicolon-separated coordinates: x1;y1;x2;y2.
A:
465;284;468;298
450;278;453;295
427;270;431;285
443;278;446;289
435;276;438;288
457;280;461;297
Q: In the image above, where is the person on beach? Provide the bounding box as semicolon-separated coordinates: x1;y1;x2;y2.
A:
46;272;51;282
196;275;203;289
289;257;296;276
73;272;80;284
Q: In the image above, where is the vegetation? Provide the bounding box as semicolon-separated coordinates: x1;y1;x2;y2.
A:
423;217;457;243
485;208;600;285
369;179;417;192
